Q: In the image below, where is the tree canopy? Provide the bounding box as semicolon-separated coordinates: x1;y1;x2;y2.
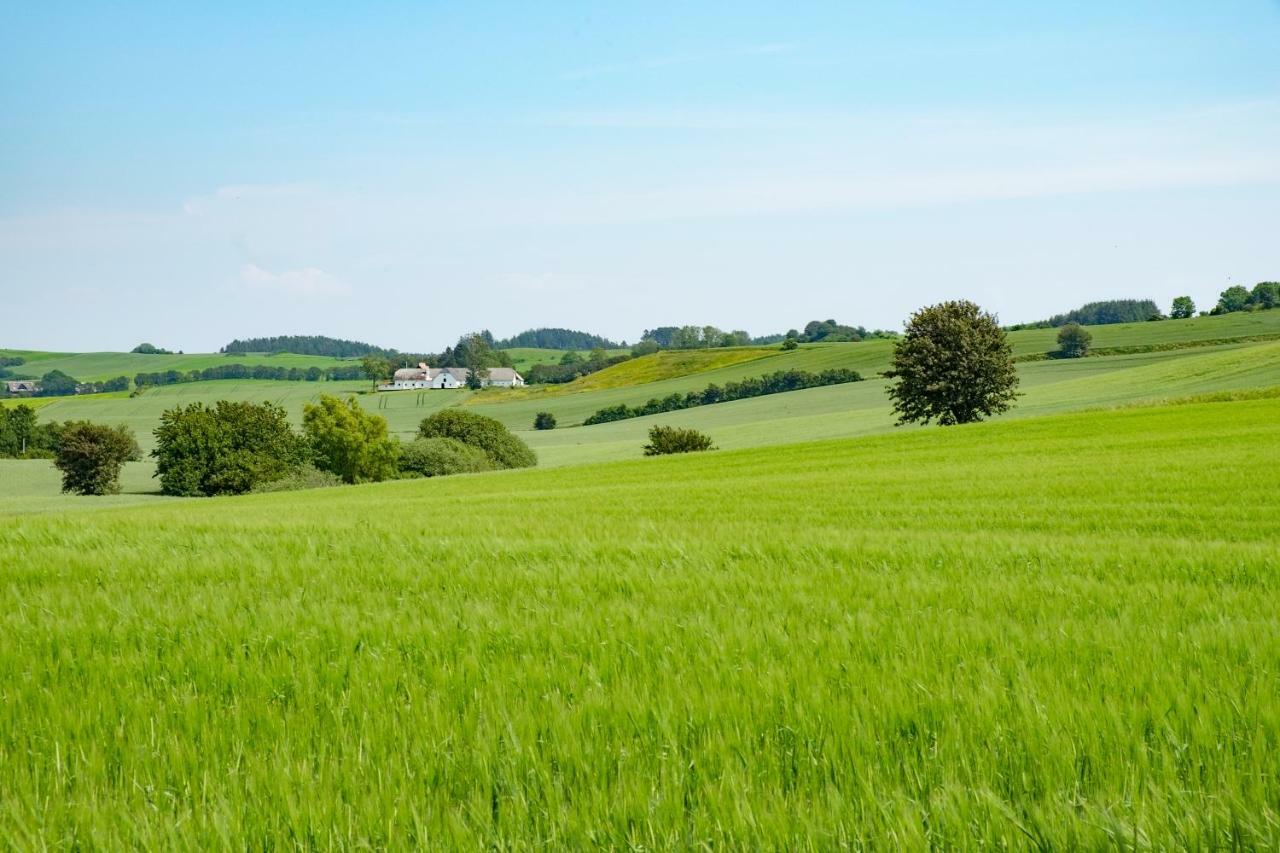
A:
152;401;307;496
493;328;621;350
302;394;399;484
1057;322;1092;358
220;335;395;358
1170;296;1196;319
417;410;536;470
886;300;1019;426
54;422;141;495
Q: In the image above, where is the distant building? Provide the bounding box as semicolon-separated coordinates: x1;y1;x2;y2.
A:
379;363;524;391
4;380;37;395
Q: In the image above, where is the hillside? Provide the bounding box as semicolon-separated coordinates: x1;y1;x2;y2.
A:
0;349;350;382
8;311;1280;462
1;399;1277;845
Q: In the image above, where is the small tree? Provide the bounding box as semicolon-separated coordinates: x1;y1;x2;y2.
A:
418;409;536;469
885;300;1019;426
781;337;799;351
303;394;399;484
1056;322;1092;358
360;356;392;387
54;422;141;495
1169;296;1196;319
643;425;715;456
533;411;557;430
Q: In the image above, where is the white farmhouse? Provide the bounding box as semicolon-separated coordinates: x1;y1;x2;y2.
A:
379;363;524;391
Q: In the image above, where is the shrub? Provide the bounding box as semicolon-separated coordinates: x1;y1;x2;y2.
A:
885;300;1019;426
54;422;141;495
533;411;557;430
252;465;344;493
781;337;799;351
643;426;715;456
1056;322;1092;358
417;409;536;469
398;437;493;478
152;401;307;496
303;394;400;484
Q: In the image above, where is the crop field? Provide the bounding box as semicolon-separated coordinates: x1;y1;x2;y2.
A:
1;398;1277;847
502;347;630;373
0;349;351;382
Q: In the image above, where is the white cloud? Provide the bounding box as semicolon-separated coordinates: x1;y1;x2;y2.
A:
237;263;350;299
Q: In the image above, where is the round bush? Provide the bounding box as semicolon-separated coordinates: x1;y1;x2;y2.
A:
398;437;493;478
533;411;556;430
417;410;536;469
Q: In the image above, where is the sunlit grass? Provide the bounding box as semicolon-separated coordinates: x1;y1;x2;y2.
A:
1;399;1278;846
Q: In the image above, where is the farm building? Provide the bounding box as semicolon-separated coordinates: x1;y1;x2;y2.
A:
379;363;524;391
4;380;37;395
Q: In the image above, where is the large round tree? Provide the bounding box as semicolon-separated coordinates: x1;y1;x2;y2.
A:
885;300;1019;426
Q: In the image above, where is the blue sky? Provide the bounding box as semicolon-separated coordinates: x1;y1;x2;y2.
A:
2;1;1278;351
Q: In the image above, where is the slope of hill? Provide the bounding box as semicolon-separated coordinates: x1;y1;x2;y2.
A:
0;349;350;382
1;398;1277;845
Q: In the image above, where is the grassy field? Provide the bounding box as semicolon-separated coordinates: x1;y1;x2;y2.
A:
0;349;351;382
0;459;162;514
1;398;1277;846
11;325;1280;464
502;347;630;374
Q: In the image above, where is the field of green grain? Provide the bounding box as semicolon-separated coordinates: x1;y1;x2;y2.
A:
1;398;1277;847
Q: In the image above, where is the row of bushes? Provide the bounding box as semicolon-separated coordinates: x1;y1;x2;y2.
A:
526;351;631;384
148;399;537;497
135;363;365;387
583;368;863;425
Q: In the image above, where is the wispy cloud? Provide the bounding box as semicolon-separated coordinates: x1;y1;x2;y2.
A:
561;43;794;81
237;263;350;299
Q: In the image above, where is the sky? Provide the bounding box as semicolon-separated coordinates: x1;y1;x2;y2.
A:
2;1;1278;353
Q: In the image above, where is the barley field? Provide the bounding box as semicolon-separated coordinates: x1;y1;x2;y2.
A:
2;398;1277;847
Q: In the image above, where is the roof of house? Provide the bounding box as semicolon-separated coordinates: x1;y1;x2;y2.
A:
484;368;522;381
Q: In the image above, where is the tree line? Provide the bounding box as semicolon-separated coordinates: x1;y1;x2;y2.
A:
493;328;623;350
583;368;863;425
134;363;365;388
526;348;631;384
220;335;396;358
1007;300;1163;330
1210;282;1279;315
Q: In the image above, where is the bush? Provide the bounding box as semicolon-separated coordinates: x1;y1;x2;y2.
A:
398;437;493;478
152;401;307;496
252;465;345;493
781;337;799;350
54;422;141;495
533;411;557;430
1056;322;1092;358
417;409;536;469
302;394;399;484
643;426;715;456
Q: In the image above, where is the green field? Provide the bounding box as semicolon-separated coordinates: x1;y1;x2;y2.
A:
10;313;1280;463
4;312;1280;845
502;347;631;374
0;349;352;382
1;399;1278;846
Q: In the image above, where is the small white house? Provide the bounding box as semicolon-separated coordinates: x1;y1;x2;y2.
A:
378;363;524;391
